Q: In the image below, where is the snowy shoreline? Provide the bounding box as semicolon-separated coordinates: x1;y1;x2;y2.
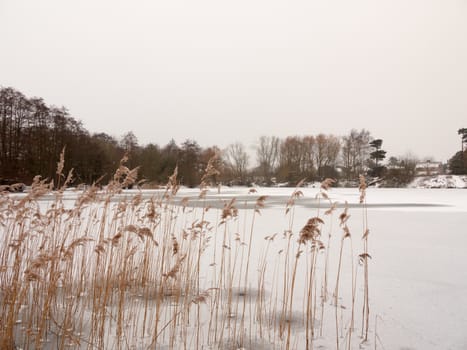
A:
408;175;467;189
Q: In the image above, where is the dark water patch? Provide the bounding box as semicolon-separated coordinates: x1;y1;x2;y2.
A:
276;311;306;330
226;287;268;302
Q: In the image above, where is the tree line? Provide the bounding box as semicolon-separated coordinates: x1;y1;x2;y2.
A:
2;86;463;188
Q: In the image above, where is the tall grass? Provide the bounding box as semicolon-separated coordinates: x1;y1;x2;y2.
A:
0;157;374;349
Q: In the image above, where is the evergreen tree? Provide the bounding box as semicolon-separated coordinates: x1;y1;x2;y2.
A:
368;139;387;178
178;139;202;187
458;128;467;152
448;150;467;175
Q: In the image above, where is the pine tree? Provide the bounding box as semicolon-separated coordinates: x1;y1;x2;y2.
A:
368;139;387;178
458;128;467;152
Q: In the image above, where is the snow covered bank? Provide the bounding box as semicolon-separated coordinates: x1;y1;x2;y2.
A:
409;175;467;189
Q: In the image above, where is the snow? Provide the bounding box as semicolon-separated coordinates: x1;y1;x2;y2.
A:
236;187;467;349
409;175;467;189
367;209;467;349
3;186;467;349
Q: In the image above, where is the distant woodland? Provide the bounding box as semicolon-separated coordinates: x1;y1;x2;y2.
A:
1;87;465;187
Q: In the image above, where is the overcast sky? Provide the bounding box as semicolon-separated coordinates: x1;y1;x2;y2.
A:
1;0;466;162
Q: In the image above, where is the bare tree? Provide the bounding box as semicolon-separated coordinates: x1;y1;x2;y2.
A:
256;136;280;184
301;135;316;178
324;135;341;168
314;134;340;179
224;142;249;185
278;136;316;183
120;131;138;154
341;129;371;180
278;136;300;183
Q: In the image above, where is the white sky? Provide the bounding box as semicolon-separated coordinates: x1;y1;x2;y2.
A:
1;0;466;162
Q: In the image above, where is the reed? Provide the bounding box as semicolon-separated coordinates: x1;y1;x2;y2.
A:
0;155;375;349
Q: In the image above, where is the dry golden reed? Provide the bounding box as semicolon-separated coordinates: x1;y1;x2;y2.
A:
0;155;374;350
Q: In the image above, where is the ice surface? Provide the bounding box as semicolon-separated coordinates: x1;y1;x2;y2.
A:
2;186;467;349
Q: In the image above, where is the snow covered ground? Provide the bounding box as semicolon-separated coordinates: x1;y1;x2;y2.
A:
409;175;467;189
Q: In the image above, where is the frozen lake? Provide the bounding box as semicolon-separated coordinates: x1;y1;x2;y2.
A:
205;187;467;349
2;186;467;349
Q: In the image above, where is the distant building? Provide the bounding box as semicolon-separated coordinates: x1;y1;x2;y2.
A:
415;161;443;176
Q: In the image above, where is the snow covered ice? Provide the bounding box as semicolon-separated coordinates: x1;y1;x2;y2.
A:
1;186;466;349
